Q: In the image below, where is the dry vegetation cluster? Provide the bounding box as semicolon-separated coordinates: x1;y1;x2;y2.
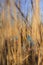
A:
0;0;43;65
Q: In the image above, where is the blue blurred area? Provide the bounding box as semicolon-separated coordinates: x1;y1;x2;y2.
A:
0;0;5;13
40;0;43;23
40;0;43;14
0;0;43;22
16;0;32;18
